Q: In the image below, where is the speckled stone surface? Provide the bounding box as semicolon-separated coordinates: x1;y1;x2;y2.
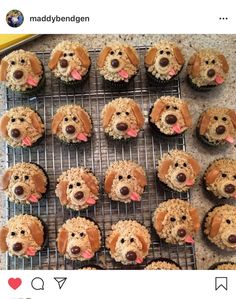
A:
0;34;235;269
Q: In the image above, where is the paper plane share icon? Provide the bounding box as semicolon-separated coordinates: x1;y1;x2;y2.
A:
54;277;67;290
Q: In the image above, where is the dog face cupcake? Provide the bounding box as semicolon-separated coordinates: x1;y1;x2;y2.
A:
97;43;139;87
209;262;236;270
204;159;236;200
104;160;147;203
55;167;99;211
149;96;192;136
157;150;201;192
48;41;91;86
153;199;200;245
0;49;44;94
204;205;236;251
0;107;44;148
57;217;101;261
106;220;150;265
145;258;181;270
197;107;236;146
187;49;229;90
0;214;45;257
52;105;92;144
145;41;184;84
0;162;48;204
101;98;144;140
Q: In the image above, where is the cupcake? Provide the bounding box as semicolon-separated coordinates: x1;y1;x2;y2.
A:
187;49;229;91
0;214;46;257
55;167;99;211
0;49;45;95
104;160;147;203
209;261;236;270
157;150;201;192
52;104;92;145
149;96;192;137
57;217;101;261
0;106;44;148
97;43;139;88
203;158;236;201
0;162;48;204
145;258;181;270
79;265;103;270
48;41;91;86
106;220;151;265
196;107;236;146
203;204;236;251
101;98;144;140
152;199;200;245
145;41;184;85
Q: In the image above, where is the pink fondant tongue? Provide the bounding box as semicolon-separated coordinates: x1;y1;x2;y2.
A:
136;257;143;264
127;128;138;137
28;194;39;203
172;123;181;134
71;69;82;80
130;192;140;201
82;250;93;259
86;197;96;205
26;247;36;256
27;76;38;87
118;69;129;79
186;179;194;186
185;235;195;244
233;193;236;199
225;136;234;144
22;136;32;146
168;68;176;76
215;75;224;85
77;133;88;142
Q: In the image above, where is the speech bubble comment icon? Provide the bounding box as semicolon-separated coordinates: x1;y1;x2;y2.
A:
31;277;44;290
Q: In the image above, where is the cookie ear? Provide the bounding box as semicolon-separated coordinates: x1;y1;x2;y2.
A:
0;60;8;81
0;226;8;252
150;101;166;122
155;211;167;232
199;112;211;135
52;111;64;134
87;227;100;252
77;109;92;135
81;172;98;195
0;170;12;190
136;234;148;254
133;169;147;188
48;50;63;70
0;114;10;138
104;171;116;193
102;105;116;128
218;54;229;73
28;222;44;247
187;157;201;176
32;173;46;194
56;180;69;205
145;48;157;66
189;54;201;77
29;54;42;75
30;113;43;133
205;168;220;185
180;102;192;127
57;228;68;254
227;110;236;128
75;47;91;69
124;46;139;66
131;102;144;127
158;160;172;181
189;208;200;232
97;47;111;68
108;232;120;254
173;47;185;65
209;212;222;238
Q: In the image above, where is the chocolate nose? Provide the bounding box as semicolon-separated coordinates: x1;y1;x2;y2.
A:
224;184;235;194
13;242;23;252
60;59;68;68
176;173;186;183
216;125;226;135
116;122;128;131
65;125;76;134
111;59;120;68
177;228;186;238
120;186;129;196
13;70;24;80
71;246;81;254
159;57;169;67
14;186;24;196
228;234;236;244
165;114;177;125
11;128;21;138
126;251;137;261
207;69;215;78
74;191;84;200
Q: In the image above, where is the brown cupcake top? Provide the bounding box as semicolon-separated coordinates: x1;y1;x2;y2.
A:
145;260;181;270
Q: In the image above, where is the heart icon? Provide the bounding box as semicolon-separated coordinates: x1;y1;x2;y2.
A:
8;277;22;290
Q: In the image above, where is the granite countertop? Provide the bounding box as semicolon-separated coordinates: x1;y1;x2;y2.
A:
0;34;235;269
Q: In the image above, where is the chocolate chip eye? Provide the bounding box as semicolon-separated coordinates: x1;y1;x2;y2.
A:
71;233;75;237
127;175;131;179
234;175;236;180
11;232;16;236
222;117;227;121
24;175;29;180
21;59;25;64
118;51;122;55
80;232;85;237
160;50;164;54
14;176;19;180
182;215;187;220
69;53;74;57
183;163;187;167
63;53;67;57
116;112;121;115
76;182;81;186
214;116;218;120
110;51;114;55
205;60;209;64
120;238;125;244
64;117;68;121
174;106;178;110
11;118;15;122
125;112;130;116
226;219;231;224
170;217;176;222
175;163;179;167
212;59;216;64
166;51;171;55
166;105;170;109
222;173;227;178
20;118;24;122
11;61;16;65
72;117;77;121
20;230;25;234
118;175;123;180
130;238;134;243
69;184;73;189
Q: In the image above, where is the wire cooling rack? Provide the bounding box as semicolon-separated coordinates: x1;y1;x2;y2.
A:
3;47;197;270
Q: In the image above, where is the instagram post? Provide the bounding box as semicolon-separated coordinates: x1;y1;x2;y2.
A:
0;1;235;298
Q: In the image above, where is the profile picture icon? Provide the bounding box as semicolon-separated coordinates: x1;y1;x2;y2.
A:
6;10;24;28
